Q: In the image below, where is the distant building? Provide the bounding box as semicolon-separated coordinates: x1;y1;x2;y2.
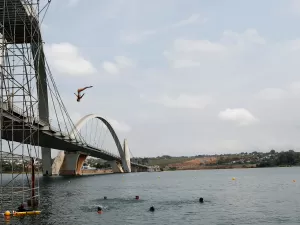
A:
147;165;160;172
82;164;96;170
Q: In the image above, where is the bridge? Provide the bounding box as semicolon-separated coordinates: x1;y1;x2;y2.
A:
0;0;148;176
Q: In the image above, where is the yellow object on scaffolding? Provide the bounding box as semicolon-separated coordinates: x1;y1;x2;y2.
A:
13;211;41;216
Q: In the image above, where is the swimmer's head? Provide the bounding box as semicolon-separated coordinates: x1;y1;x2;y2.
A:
98;206;102;211
149;206;155;211
104;196;107;200
135;196;139;200
199;197;204;203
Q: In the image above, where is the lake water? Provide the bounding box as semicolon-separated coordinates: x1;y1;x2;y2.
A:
1;167;300;225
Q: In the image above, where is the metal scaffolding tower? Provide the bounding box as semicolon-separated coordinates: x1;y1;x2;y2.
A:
0;0;51;212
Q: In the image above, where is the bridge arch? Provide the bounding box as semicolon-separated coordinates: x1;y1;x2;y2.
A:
69;114;129;171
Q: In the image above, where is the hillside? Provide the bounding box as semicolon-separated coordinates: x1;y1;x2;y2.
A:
131;149;300;171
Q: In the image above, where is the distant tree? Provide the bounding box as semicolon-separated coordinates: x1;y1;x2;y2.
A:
270;149;276;154
95;163;103;169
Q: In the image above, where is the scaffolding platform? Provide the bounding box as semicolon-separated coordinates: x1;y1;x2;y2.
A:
0;0;41;44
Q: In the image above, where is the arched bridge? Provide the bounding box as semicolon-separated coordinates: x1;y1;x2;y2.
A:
0;103;148;175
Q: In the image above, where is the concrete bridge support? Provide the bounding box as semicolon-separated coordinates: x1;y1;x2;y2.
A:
108;161;124;173
131;167;138;172
52;151;65;175
60;152;88;176
123;139;131;173
32;42;52;176
131;166;148;172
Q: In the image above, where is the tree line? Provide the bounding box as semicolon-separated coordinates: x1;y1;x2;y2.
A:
257;150;300;167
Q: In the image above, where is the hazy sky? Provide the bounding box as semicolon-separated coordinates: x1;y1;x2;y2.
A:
40;0;300;157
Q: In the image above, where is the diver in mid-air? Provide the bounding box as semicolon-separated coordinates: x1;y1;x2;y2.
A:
74;86;93;102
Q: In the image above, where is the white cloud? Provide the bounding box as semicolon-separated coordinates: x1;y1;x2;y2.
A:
173;39;226;53
288;0;300;15
221;29;266;45
120;14;206;45
256;82;300;100
102;61;120;75
172;14;207;27
155;94;213;109
102;56;136;74
68;0;80;7
107;118;131;132
45;42;96;76
257;88;288;100
165;29;266;69
172;59;201;68
289;82;300;96
218;108;257;126
114;56;136;68
120;30;157;44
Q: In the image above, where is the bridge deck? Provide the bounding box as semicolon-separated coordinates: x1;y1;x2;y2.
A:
0;0;41;43
0;104;148;169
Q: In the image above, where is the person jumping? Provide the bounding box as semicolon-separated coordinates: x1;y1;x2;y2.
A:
74;86;93;102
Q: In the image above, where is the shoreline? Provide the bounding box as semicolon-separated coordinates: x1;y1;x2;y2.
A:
1;165;298;175
164;164;300;171
164;164;256;171
81;169;113;175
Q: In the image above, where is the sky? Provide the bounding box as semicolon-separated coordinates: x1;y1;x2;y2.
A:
38;0;300;157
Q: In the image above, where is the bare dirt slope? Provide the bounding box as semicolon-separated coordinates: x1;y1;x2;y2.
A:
168;157;217;170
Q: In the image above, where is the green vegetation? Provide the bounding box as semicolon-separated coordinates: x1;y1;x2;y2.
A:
215;150;300;167
256;150;300;167
84;158;111;169
0;159;42;173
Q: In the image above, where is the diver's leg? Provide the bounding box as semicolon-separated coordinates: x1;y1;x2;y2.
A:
77;86;93;94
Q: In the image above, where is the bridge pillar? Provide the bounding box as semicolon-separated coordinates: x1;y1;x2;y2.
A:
131;166;138;173
52;151;65;175
123;139;131;173
32;42;52;176
108;161;124;173
60;152;88;176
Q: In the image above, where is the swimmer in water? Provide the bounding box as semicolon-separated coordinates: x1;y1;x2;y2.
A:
199;197;204;203
104;196;107;200
149;206;155;212
97;206;103;214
